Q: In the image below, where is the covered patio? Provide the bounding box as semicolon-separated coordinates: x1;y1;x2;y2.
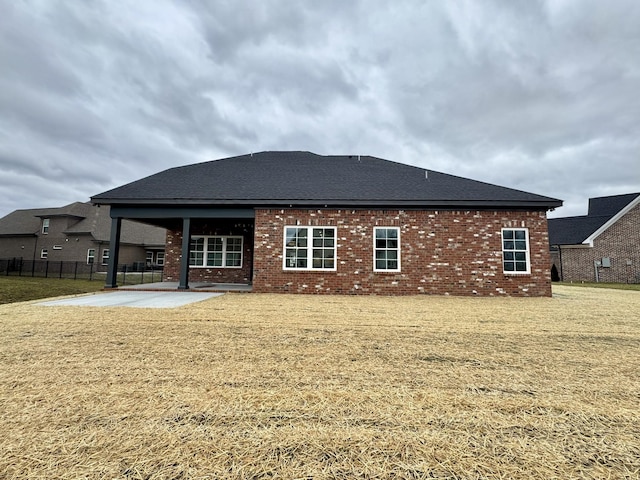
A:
103;206;255;291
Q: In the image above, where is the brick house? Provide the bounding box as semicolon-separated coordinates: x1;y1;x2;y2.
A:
548;193;640;283
0;202;166;271
91;151;562;296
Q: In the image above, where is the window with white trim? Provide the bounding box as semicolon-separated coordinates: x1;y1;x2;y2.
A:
156;251;165;266
42;218;49;234
41;248;48;259
501;228;530;273
189;236;243;268
101;249;110;265
374;227;401;271
87;248;95;265
284;226;336;270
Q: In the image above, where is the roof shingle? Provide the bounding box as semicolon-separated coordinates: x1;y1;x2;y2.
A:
92;151;562;209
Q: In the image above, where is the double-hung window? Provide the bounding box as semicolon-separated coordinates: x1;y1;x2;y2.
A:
87;249;95;264
374;227;400;271
501;228;530;273
101;249;110;265
284;226;336;270
42;219;49;234
189;236;243;268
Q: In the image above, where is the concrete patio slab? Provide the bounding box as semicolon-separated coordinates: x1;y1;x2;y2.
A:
118;282;252;293
39;291;223;308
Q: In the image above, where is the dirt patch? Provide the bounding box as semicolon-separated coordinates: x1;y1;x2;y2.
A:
1;286;639;478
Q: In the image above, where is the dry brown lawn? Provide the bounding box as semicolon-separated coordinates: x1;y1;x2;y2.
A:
0;285;638;479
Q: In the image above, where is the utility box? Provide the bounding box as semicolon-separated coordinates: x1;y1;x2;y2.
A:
601;257;611;268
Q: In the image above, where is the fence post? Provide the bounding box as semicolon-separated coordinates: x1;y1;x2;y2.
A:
45;261;49;278
89;263;93;281
19;259;23;277
59;261;63;279
74;261;78;280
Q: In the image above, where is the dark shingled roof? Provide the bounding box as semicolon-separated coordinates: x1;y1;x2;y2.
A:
588;193;640;217
92;151;562;209
548;193;640;245
0;209;43;236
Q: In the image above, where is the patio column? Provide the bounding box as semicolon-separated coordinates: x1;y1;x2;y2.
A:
178;217;191;290
105;216;122;288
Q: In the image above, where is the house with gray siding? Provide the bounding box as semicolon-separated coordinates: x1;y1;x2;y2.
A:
0;202;166;271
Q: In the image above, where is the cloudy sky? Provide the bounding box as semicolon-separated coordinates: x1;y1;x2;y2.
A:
1;0;639;219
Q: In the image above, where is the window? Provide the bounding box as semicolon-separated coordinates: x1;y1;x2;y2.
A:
502;228;530;273
41;248;48;259
87;249;96;265
101;249;110;265
189;236;243;268
156;251;165;266
284;226;336;270
374;227;400;271
42;219;49;234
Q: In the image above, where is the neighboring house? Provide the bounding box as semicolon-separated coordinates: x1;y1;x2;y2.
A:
548;193;640;283
0;202;166;271
92;151;562;296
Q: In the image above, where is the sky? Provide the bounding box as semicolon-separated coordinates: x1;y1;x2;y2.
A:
1;0;639;220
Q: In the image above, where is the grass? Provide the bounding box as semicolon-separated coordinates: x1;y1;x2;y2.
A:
0;276;104;304
0;271;166;305
556;281;640;291
0;286;639;478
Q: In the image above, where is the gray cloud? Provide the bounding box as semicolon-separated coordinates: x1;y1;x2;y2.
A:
1;0;639;219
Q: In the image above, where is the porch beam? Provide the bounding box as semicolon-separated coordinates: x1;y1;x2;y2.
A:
109;206;254;219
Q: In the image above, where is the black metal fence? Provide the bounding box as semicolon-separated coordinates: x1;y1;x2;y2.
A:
0;258;164;285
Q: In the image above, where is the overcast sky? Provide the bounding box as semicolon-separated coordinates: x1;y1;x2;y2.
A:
1;0;639;219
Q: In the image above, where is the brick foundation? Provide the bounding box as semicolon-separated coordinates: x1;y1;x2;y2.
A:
252;208;552;296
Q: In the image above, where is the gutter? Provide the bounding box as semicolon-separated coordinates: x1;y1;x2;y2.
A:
93;198;562;210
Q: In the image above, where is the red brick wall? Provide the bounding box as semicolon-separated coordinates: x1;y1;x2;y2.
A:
559;201;640;283
163;220;253;284
252;208;552;296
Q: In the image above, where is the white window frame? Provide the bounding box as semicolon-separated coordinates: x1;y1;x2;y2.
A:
501;228;530;274
101;249;110;265
189;235;243;268
283;226;337;271
40;248;48;259
87;248;96;265
42;218;49;234
373;227;401;272
156;251;165;266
